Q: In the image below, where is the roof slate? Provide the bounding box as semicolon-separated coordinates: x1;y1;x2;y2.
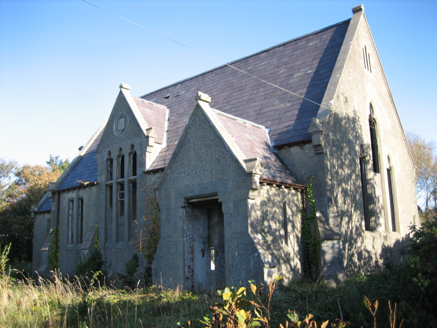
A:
214;110;298;185
133;97;168;144
56;130;103;191
144;20;349;171
36;197;51;213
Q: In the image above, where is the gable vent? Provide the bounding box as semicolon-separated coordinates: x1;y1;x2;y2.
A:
363;45;372;73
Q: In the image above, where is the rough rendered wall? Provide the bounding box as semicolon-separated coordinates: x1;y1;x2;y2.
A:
279;144;317;183
32;212;51;274
59;186;99;275
248;184;302;285
153;107;261;289
95;90;163;276
322;14;417;275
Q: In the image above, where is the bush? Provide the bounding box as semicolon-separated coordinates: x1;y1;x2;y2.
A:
387;216;437;326
75;226;106;285
116;253;139;288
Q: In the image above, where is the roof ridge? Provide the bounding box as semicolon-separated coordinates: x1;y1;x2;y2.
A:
140;19;351;99
133;96;168;110
212;108;266;130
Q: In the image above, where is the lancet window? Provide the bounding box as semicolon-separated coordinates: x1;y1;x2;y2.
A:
369;104;380;173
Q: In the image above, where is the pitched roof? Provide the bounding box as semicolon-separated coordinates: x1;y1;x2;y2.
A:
213;109;298;185
133;97;168;144
36;195;51;213
56;128;103;191
142;20;350;171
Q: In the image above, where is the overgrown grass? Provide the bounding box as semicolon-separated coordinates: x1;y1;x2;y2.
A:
0;268;435;327
0;272;216;327
2;216;435;327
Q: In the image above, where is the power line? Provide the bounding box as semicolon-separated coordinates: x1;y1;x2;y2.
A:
80;0;329;111
81;0;426;148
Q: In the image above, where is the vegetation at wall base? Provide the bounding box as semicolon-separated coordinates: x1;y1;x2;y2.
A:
75;227;106;284
301;182;321;280
1;211;435;327
48;227;60;270
133;182;161;285
116;253;139;289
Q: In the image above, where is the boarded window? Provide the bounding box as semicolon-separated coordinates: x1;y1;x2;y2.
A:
68;199;74;244
78;198;84;244
360;146;371;231
369;105;380;173
130;150;137;177
131;181;137;221
106;153;113;181
119;155;125;179
119;184;125;217
387;157;397;232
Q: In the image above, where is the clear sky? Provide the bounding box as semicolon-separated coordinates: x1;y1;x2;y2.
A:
0;0;436;166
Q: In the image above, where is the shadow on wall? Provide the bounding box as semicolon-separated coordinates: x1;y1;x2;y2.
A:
322;109;411;277
247;187;302;285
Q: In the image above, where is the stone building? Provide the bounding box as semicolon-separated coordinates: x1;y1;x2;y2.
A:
32;5;418;288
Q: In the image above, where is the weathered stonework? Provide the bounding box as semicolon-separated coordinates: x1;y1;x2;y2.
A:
32;6;417;290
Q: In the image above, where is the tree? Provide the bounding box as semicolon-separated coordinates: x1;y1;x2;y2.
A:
407;133;437;220
46;154;70;173
0;156;69;262
0;159;17;208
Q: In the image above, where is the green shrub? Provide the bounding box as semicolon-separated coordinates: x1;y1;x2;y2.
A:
75;226;106;285
117;253;139;288
48;227;60;270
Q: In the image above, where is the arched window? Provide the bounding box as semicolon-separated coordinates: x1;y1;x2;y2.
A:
106;151;113;181
129;145;137;221
129;145;137;177
369;104;380;173
118;148;125;179
387;156;397;232
360;145;371;230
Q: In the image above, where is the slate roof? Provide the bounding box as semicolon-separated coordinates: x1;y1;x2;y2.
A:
133;97;168;144
214;110;298;185
56;129;103;191
143;19;350;173
52;19;350;187
36;196;51;213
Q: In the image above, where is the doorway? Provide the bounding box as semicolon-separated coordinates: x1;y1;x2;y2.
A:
186;199;225;291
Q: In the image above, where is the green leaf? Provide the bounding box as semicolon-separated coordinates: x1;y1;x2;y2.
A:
236;310;246;323
248;321;262;327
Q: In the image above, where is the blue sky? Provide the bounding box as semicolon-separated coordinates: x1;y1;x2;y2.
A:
0;0;436;166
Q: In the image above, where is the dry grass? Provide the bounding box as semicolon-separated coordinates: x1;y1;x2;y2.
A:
0;271;216;328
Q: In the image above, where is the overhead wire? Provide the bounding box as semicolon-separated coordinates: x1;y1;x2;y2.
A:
81;0;425;148
81;0;329;111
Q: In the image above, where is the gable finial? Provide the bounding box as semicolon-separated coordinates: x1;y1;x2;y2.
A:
120;83;130;90
352;4;364;14
195;91;211;103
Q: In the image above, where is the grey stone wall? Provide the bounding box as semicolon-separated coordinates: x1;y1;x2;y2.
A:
248;184;303;285
153;104;303;290
58;186;100;275
32;211;51;274
94;88;164;277
315;11;417;279
153;106;251;289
